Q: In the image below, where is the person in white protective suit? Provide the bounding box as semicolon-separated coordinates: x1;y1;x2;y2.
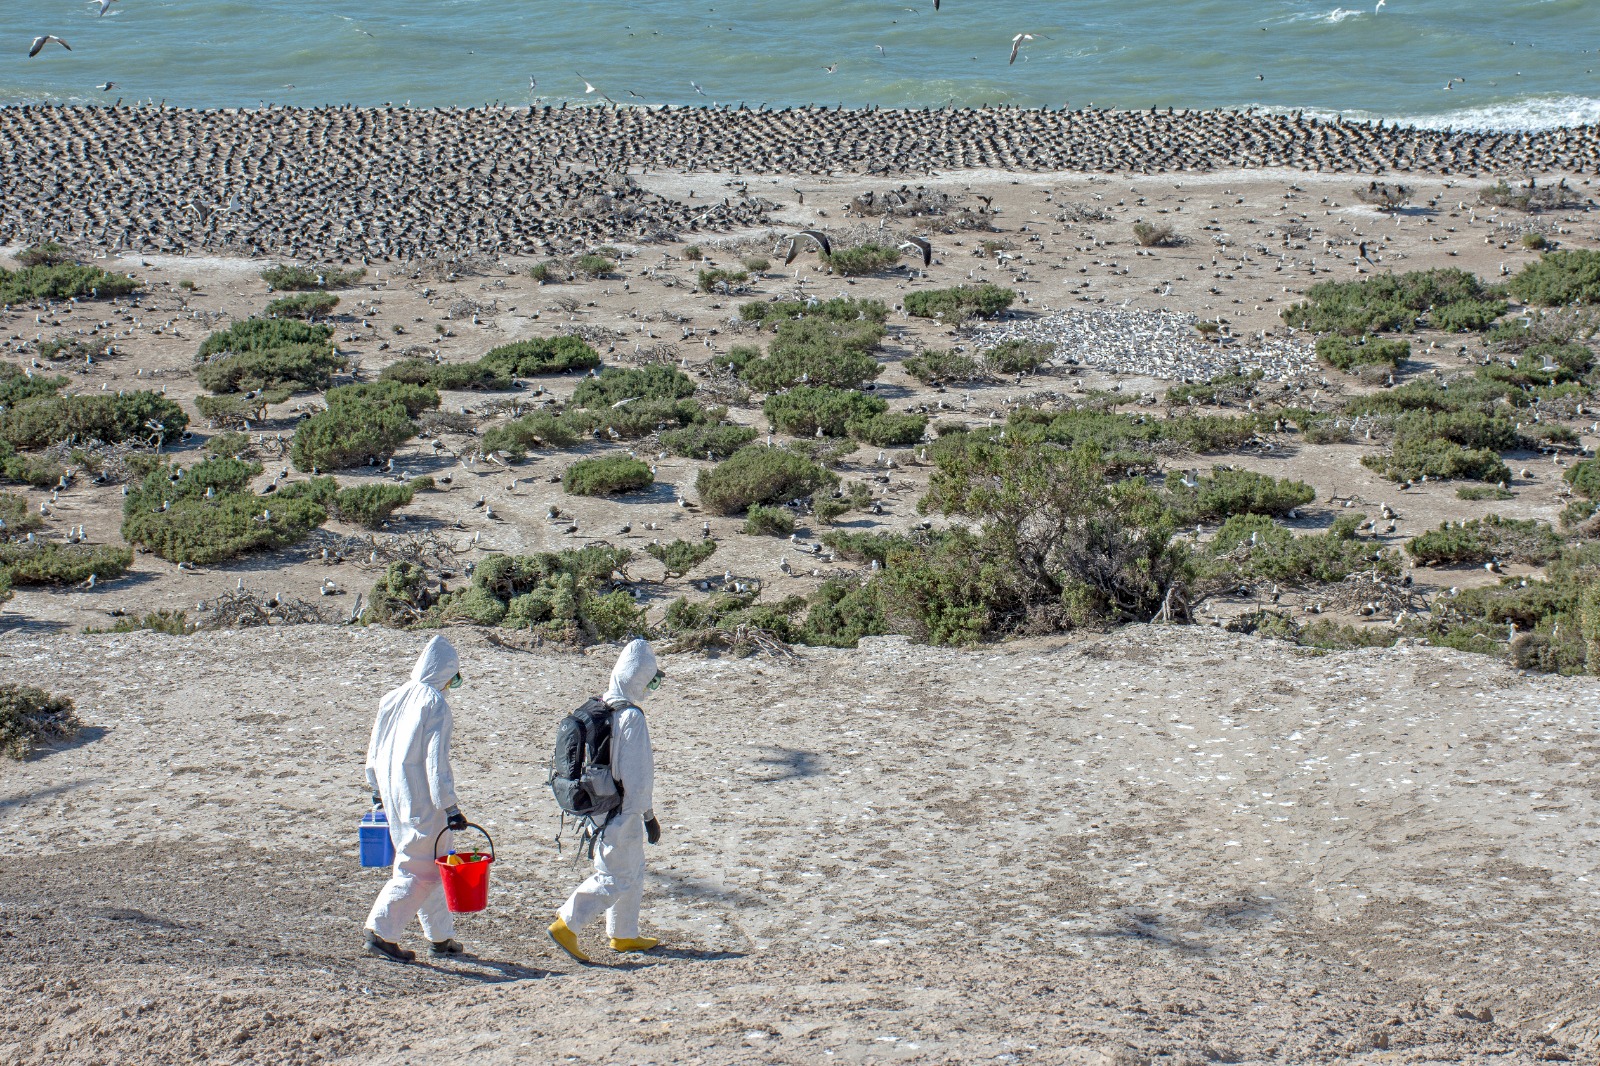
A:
548;638;664;962
363;635;471;963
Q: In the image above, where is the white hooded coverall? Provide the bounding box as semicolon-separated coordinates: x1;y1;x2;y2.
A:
365;635;460;944
559;638;657;939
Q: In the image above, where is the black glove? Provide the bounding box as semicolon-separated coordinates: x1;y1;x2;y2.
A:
446;811;468;831
371;791;383;809
644;816;661;845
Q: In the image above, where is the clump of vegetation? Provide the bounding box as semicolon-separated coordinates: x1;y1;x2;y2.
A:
1352;181;1411;210
1458;485;1514;501
742;256;770;274
764;386;886;438
1407;514;1564;567
574;254;615;278
0;492;45;539
1480;178;1576;213
1198;513;1400;587
483;336;602;376
194;318;342;394
1131;221;1180;247
696;447;837;514
682;245;704;261
996;407;1265;459
903;348;983;385
480;411;581;458
985;340;1055;375
846;411;928;447
739;317;886;392
529;262;559;284
1522;233;1549;252
563;455;654;496
743;504;795;536
332;483;415;528
1158;467;1315;524
697;268;750;293
0;258;139;304
0;384;187;452
1508;249;1600;307
370;547;643;643
122;457;330;563
0;541;133;587
645;538;718;577
0;684;81;760
14;243;73;269
195;389;291;428
813;481;874;525
85;609;198;636
1281;269;1507;335
823;243;902;277
1165;372;1264;408
203;431;252;457
904;284;1016;321
379;357;513;391
1316;334;1410;371
291;382;437;472
0;438;63;487
261;265;366;291
660;423;758;459
560;365;715;439
264;292;339;321
740;297;889;327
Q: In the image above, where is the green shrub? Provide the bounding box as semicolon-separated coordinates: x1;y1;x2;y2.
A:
1132;221;1179;247
261;264;365;291
743;504;795;536
904;284;1016;321
264;292;339;320
563;455;653;496
85;609;197;636
847;411;928;447
1165;371;1265;408
645;538;718;577
1407;515;1564;567
740;297;889;327
903;349;983;384
379;358;513;390
660;423;758;459
572;365;695;407
742;256;770;273
1162;467;1315;523
0;684;81;760
529;262;559;284
326;381;441;417
0;390;188;450
1458;485;1515;501
0;492;44;539
1316;334;1410;370
482;411;582;458
764;386;886;438
195;389;291;427
122;457;329;563
696;447;837;514
822;243;901;277
291;402;417;472
1521;233;1548;251
14;243;73;269
480;336;601;376
683;245;704;261
697;268;750;293
1281;268;1505;335
1201;513;1399;587
194;318;341;394
740;317;886;392
0;439;63;487
0;542;132;585
402;546;642;642
985;340;1055;374
575;254;615;278
204;431;251;457
1361;437;1511;484
0;263;139;304
1566;460;1600;500
0;364;67;407
1508;250;1600;306
1432;298;1509;333
333;483;415;528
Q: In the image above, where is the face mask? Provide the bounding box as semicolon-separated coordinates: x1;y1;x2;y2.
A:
647;670;663;692
448;673;463;690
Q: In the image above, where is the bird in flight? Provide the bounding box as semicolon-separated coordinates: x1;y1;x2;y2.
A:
1375;0;1386;11
691;81;707;96
779;230;833;264
899;236;933;267
1009;33;1047;65
88;0;118;16
822;63;837;74
29;35;71;57
96;81;116;91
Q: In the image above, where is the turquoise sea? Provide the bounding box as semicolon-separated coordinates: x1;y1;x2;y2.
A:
4;0;1597;128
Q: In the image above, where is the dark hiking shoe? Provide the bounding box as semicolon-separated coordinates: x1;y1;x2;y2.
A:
429;938;465;956
364;930;416;963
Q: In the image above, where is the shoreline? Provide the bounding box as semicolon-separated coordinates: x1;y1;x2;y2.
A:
3;104;1597;262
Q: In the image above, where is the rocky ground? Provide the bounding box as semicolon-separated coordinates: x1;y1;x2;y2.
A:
2;623;1598;1064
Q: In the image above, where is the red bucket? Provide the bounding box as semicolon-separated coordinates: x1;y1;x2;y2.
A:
434;823;496;913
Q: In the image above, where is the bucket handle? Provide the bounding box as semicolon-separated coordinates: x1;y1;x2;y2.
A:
434;822;495;863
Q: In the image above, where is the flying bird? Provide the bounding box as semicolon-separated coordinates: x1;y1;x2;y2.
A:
898;235;932;266
89;0;118;16
96;81;116;91
29;35;71;57
690;80;706;96
1375;0;1386;10
1009;34;1036;65
779;229;832;264
822;63;838;74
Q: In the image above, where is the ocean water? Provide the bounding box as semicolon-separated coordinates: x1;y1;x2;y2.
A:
3;0;1597;129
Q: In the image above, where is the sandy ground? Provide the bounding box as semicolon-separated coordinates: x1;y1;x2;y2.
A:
2;168;1598;634
1;624;1597;1064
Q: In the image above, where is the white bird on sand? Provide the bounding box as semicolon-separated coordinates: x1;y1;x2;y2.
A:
29;35;71;57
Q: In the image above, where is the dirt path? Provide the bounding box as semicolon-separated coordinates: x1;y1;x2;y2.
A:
1;624;1596;1063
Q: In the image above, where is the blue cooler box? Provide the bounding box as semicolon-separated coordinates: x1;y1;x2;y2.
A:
360;809;395;868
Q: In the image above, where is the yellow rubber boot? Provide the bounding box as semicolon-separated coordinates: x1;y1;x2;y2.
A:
610;936;661;953
547;916;591;964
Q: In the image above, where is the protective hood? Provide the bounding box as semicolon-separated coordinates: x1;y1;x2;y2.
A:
604;638;659;708
409;635;460;692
